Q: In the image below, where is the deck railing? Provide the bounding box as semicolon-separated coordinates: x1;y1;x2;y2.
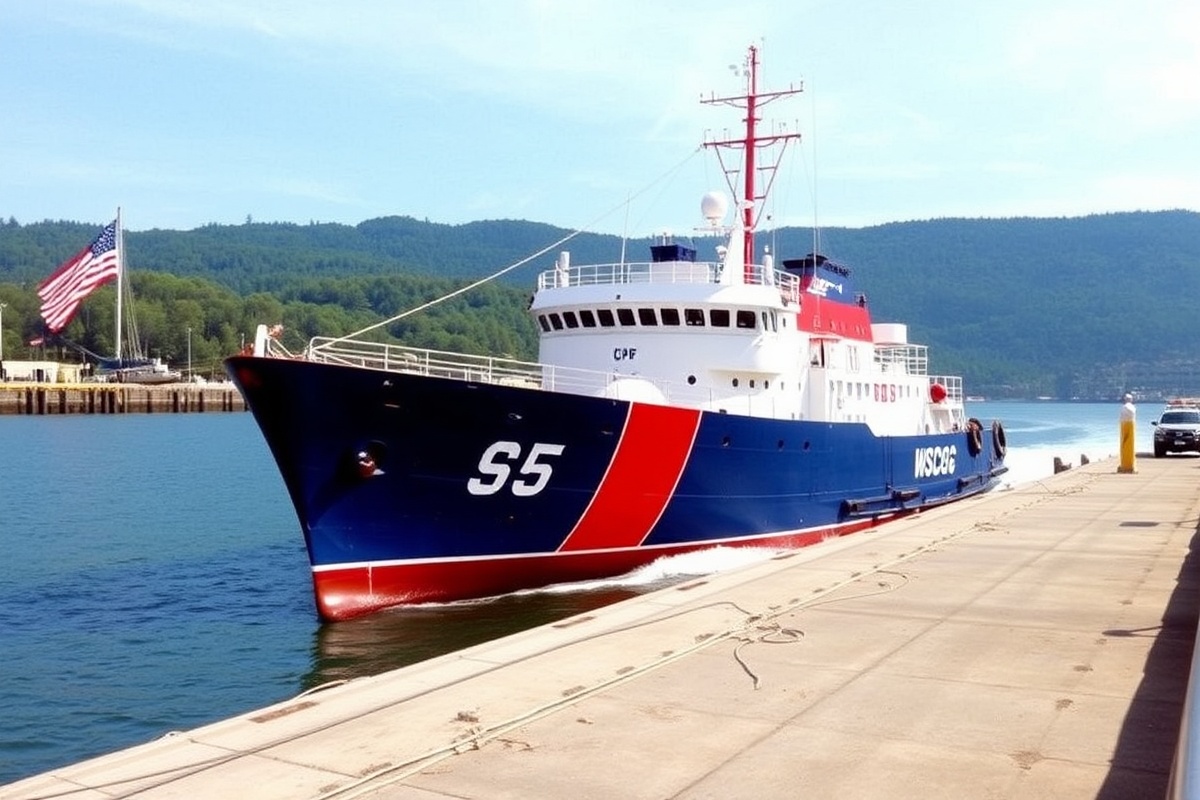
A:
875;343;929;376
537;261;801;301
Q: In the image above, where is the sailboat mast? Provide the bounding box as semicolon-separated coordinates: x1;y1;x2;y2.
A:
115;207;123;366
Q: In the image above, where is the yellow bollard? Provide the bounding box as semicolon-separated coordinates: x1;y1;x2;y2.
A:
1118;419;1136;473
1118;393;1136;474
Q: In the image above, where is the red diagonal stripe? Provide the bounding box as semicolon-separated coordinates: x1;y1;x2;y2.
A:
558;403;700;552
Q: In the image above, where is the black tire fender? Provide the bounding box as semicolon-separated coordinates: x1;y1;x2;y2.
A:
966;417;984;457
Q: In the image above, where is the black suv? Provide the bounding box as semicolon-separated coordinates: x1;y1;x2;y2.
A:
1151;406;1200;457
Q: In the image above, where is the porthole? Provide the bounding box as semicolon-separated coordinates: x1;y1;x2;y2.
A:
732;378;739;388
687;375;696;385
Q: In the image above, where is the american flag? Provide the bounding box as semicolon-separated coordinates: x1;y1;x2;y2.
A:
38;220;120;333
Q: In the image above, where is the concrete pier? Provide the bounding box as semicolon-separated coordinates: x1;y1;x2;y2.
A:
0;382;245;415
4;455;1199;799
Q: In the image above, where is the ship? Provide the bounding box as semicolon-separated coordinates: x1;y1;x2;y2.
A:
227;46;1007;621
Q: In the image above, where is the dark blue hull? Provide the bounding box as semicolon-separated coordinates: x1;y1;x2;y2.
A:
227;356;1006;619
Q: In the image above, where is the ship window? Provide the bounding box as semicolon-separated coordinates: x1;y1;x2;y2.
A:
661;308;681;326
579;309;597;327
538;315;551;332
597;309;616;327
732;378;739;388
736;310;756;329
685;308;705;326
687;375;696;385
549;313;564;331
637;308;658;326
761;311;769;330
710;309;730;327
749;379;756;388
617;308;636;326
563;311;580;329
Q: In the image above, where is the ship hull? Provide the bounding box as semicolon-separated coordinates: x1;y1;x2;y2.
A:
228;355;1005;620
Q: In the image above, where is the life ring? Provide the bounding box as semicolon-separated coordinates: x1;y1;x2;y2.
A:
966;417;983;457
991;420;1007;460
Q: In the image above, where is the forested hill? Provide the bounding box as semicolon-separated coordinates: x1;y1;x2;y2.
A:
0;210;1197;399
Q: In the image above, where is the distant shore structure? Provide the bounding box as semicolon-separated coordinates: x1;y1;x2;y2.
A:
0;381;245;415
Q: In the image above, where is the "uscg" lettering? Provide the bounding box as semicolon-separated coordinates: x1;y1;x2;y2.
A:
914;444;957;478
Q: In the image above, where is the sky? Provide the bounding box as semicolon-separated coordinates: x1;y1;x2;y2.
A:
2;0;1197;236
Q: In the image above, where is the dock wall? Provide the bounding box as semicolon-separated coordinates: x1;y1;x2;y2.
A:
0;383;246;415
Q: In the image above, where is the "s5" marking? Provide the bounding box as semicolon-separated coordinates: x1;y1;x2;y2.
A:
467;441;566;497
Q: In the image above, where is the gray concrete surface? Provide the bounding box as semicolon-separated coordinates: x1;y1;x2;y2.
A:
5;455;1199;799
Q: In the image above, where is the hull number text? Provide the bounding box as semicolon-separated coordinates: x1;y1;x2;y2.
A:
468;441;566;497
914;444;956;478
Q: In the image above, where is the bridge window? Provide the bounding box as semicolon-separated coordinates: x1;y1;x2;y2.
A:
685;308;705;326
736;310;756;329
537;315;551;332
661;308;681;326
637;308;658;326
617;308;636;326
597;309;616;327
710;309;730;327
563;311;579;329
579;309;597;328
549;313;564;331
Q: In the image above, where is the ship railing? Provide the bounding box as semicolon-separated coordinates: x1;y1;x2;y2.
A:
928;375;964;402
307;337;547;385
537;262;801;297
303;336;774;409
874;343;929;376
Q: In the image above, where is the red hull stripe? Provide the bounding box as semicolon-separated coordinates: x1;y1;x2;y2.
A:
311;518;883;621
557;403;701;552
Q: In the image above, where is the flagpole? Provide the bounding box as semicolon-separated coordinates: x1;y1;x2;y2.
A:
115;207;123;367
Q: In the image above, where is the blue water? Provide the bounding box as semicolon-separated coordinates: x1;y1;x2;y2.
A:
0;401;1155;784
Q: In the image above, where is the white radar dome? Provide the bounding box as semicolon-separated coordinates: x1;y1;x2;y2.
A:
700;191;729;224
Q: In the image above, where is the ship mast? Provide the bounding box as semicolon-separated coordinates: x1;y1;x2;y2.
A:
702;45;802;270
